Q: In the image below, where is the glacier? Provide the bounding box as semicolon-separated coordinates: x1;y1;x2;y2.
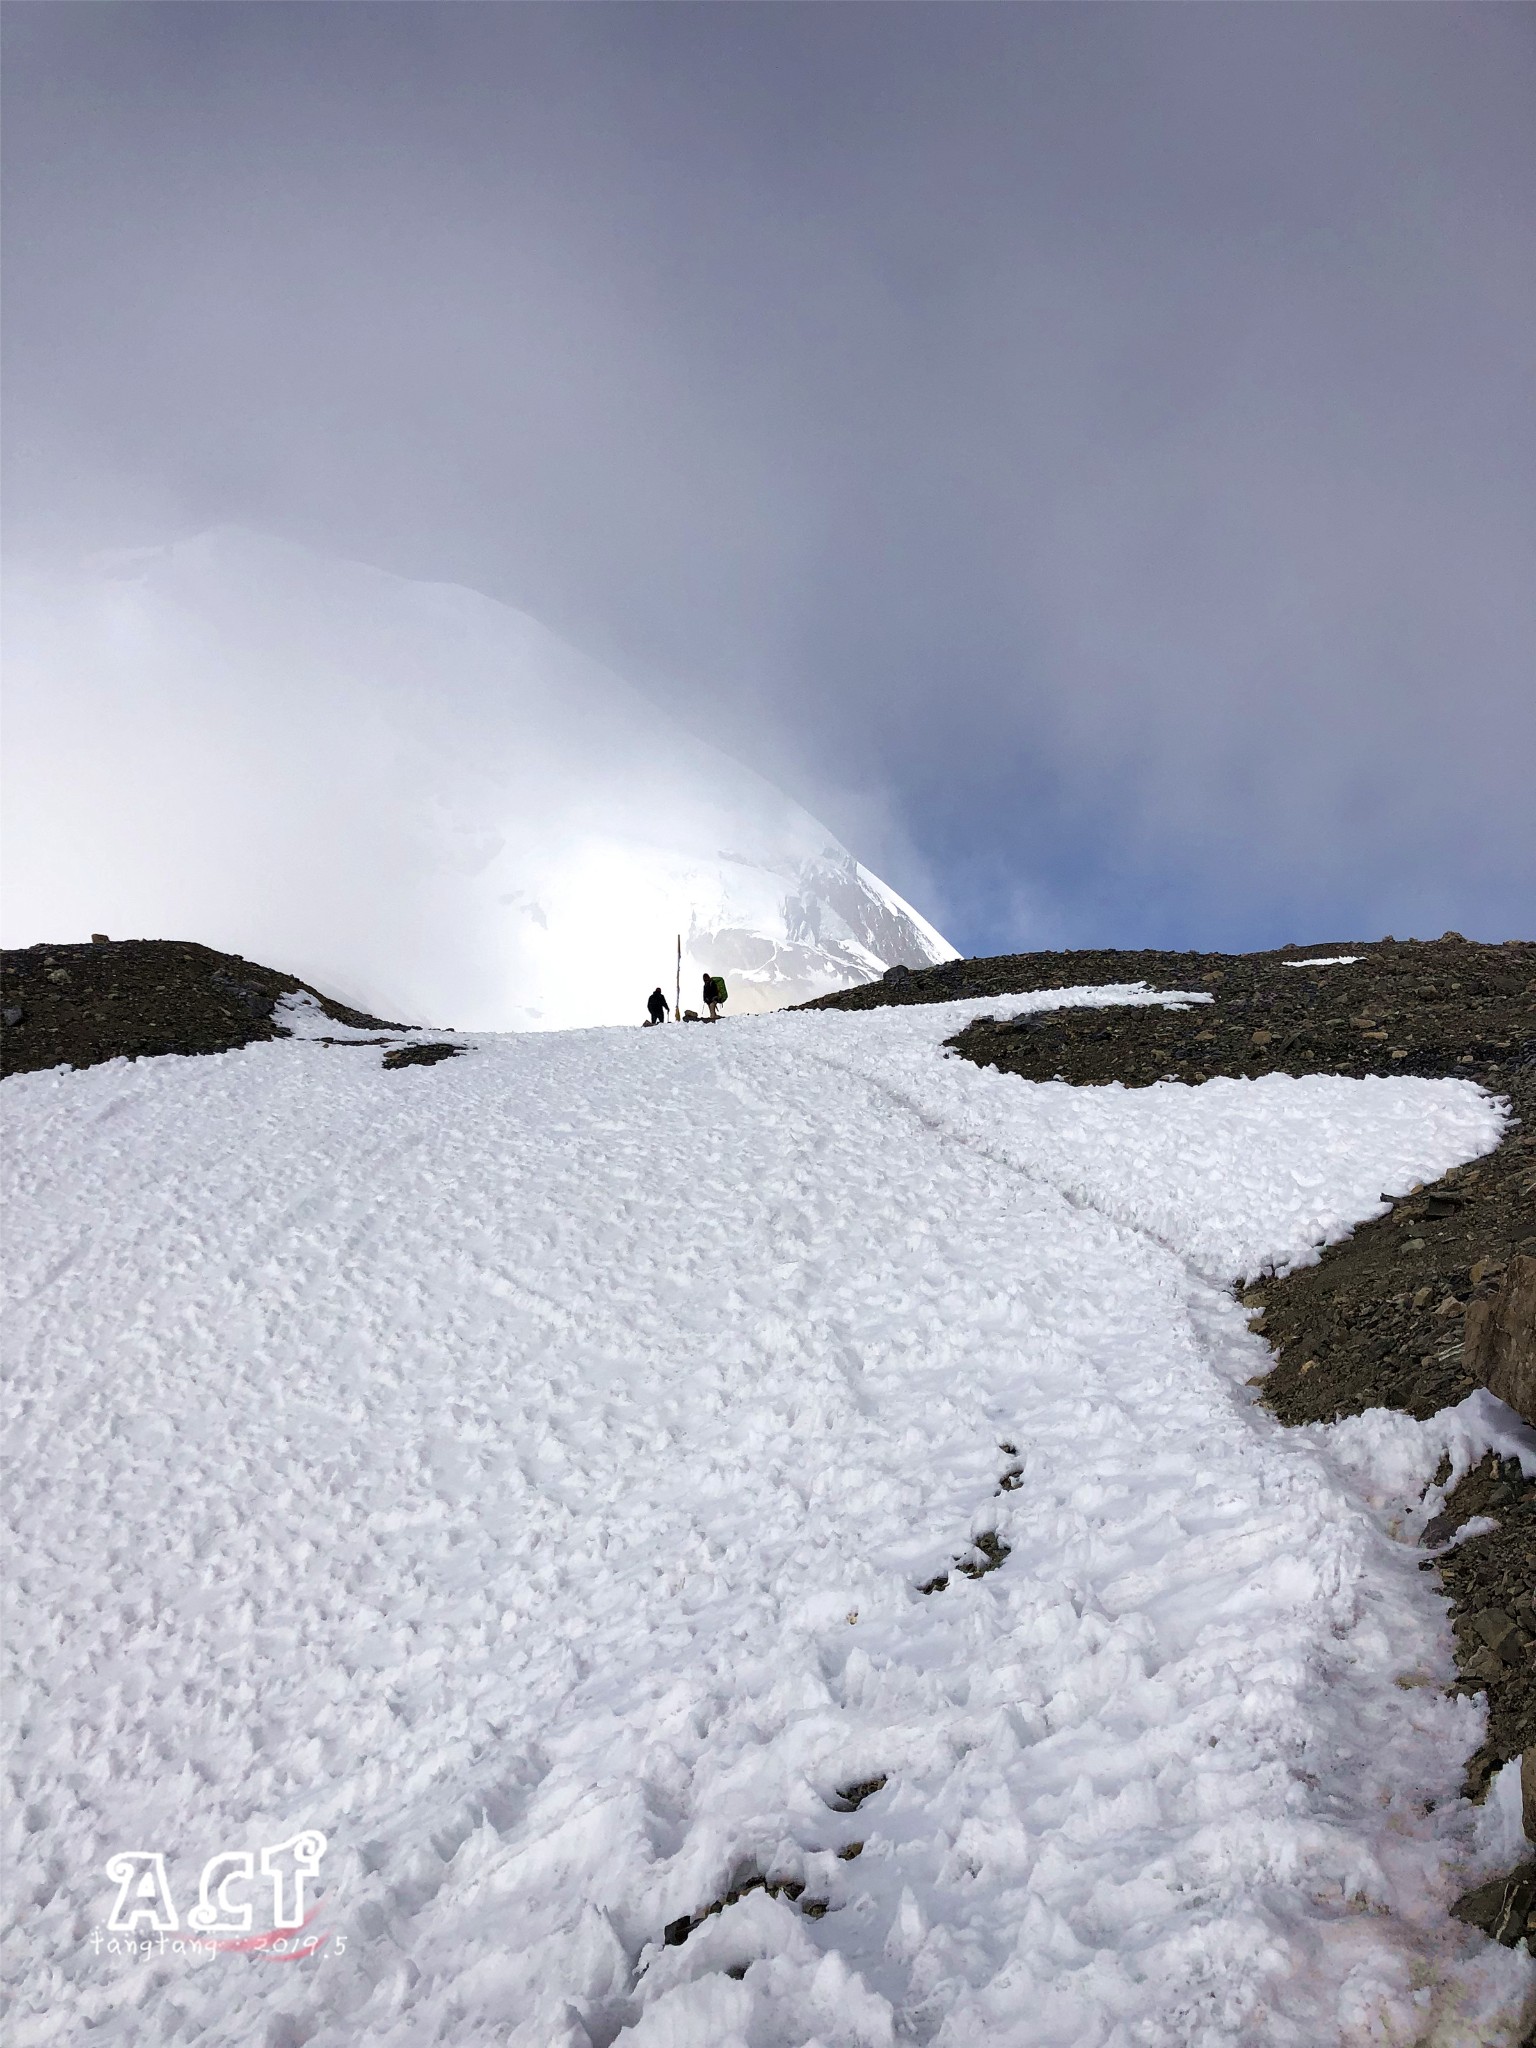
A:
0;530;956;1028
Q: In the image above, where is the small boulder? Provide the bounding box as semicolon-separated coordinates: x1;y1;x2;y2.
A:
1451;1864;1535;1947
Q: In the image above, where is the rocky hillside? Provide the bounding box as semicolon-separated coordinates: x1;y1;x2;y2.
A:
0;938;401;1079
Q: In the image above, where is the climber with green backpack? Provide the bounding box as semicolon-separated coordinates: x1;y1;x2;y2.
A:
702;972;728;1022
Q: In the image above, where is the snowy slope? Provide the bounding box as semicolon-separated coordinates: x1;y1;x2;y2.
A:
3;991;1531;2048
0;531;956;1028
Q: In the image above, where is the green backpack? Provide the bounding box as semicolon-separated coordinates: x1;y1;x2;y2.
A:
706;975;728;1005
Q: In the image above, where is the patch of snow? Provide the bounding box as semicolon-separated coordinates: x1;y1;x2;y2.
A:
2;988;1526;2046
1472;1760;1535;1872
1440;1514;1501;1550
1283;956;1362;969
0;530;958;1029
270;989;420;1041
1315;1390;1536;1511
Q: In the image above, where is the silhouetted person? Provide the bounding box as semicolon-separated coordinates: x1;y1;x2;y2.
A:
646;987;669;1026
703;973;728;1022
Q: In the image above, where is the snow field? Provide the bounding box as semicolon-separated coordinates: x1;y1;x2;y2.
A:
2;985;1531;2046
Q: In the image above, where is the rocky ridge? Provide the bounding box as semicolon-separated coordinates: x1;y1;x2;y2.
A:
0;937;402;1078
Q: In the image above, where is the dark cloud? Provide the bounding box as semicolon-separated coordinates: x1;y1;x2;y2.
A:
4;3;1532;948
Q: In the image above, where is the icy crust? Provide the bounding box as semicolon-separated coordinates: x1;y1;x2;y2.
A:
2;987;1529;2046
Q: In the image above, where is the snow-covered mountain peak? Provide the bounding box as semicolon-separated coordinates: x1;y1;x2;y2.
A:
1;530;957;1027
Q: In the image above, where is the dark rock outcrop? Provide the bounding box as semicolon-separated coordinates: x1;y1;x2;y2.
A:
1465;1254;1536;1429
1;938;403;1078
381;1042;463;1071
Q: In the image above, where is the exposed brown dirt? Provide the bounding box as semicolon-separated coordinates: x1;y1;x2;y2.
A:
807;933;1536;1952
1;938;402;1079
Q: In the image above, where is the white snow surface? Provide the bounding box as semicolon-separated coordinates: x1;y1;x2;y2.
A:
1283;958;1362;971
269;989;419;1043
4;986;1531;2048
0;530;957;1030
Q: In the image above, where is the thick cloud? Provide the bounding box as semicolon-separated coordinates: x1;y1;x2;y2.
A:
4;4;1532;950
2;530;958;1025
